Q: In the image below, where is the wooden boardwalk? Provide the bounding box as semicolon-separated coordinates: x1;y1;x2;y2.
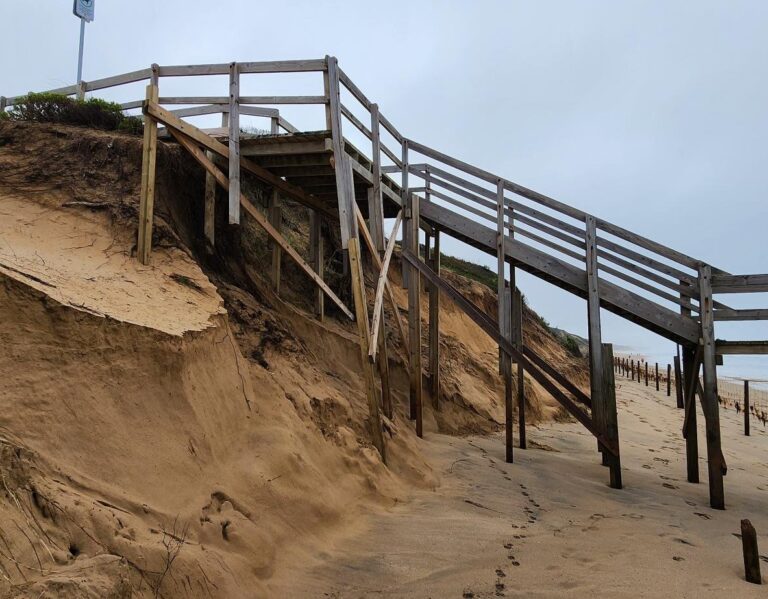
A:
5;56;767;511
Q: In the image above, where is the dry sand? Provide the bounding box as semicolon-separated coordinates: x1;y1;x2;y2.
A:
274;376;768;597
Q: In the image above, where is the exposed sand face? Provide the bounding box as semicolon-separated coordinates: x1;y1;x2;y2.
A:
276;374;768;597
0;194;224;336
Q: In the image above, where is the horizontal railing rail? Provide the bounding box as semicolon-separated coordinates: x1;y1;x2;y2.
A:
5;56;764;340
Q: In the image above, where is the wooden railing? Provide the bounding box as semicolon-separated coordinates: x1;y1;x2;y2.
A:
4;56;766;344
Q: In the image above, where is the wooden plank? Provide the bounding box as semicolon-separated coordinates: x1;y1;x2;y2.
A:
713;308;768;321
601;343;622;489
369;103;385;252
168;104;229;119
348;237;387;462
715;341;768;355
326;57;356;247
497;180;508;378
341;103;372;140
240;139;333;157
408;171;424;436
403;250;618;455
711;273;768;293
681;345;699;485
338;68;372;110
309;211;325;321
402;140;411;289
84;67;153;91
504;283;515;464
203;150;216;250
379;112;403;144
513;287;526;450
228;63;241;224
278;117;298;134
169;128;354;320
523;346;591;408
429;228;441;408
368;211;403;359
586;216;605;448
159;96;229;105
268;190;282;294
239;95;327;105
137;83;159;265
238;105;280;118
698;264;726;510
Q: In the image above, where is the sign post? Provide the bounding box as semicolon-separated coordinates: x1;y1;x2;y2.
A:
73;0;95;86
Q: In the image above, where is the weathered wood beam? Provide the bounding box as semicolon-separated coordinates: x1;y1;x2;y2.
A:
368;211;404;360
268;190;282;294
586;216;605;457
428;229;441;408
601;343;622;489
228;62;241;224
348;237;387;462
309;211;325;321
137;82;159;265
698;264;726;510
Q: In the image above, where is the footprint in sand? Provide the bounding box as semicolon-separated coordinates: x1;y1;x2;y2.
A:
685;500;696;507
496;568;506;578
662;482;678;490
694;512;711;520
673;556;685;562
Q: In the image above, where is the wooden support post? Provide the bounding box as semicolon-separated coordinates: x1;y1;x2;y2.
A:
204;150;217;251
268;190;282;294
76;80;86;101
326;56;356;248
497;180;514;462
514;287;526;450
377;317;393;420
407;162;423;436
309;211;324;321
401;140;411;290
137;81;159;265
655;363;659;391
682;345;700;484
602;343;622;489
674;355;684;408
698;264;725;510
645;362;649;386
228;62;241;225
0;96;6;112
741;519;762;584
369;103;385;253
667;363;672;396
348;237;386;462
270;116;279;135
585;216;605;457
744;380;750;436
428;229;441;409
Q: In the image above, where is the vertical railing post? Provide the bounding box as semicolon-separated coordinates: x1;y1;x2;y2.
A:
270;116;279;135
667;363;672;396
76;80;86;101
682;345;700;484
497;179;514;462
401;139;410;290
405;139;423;436
513;287;526;450
228;62;241;224
326;56;356;247
585;215;605;460
369;103;384;252
698;264;725;509
136;73;159;265
428;222;441;409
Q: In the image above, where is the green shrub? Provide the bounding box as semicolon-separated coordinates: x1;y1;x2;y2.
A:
5;92;142;134
561;334;582;358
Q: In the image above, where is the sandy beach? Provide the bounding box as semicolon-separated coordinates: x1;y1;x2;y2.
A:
274;372;768;597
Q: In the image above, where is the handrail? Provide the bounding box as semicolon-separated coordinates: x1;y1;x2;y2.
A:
4;56;746;327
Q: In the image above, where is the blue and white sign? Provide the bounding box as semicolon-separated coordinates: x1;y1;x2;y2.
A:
73;0;95;22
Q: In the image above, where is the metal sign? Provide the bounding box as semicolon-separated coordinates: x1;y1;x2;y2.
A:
73;0;95;22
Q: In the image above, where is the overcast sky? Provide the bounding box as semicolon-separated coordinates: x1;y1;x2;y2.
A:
2;1;767;379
